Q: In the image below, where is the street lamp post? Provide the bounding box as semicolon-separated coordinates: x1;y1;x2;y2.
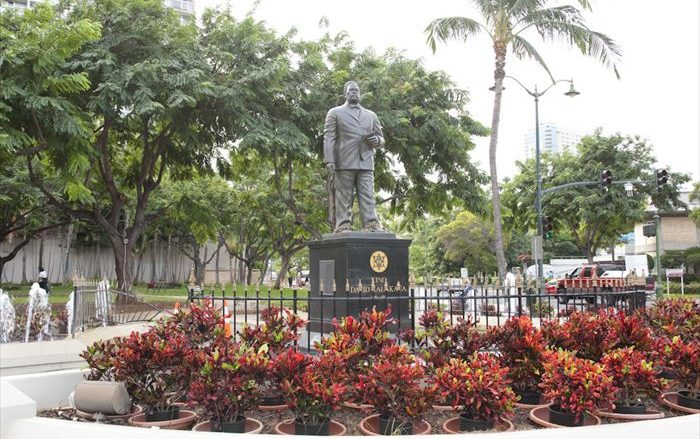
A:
497;77;580;292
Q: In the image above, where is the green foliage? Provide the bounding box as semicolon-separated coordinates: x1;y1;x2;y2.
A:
690;182;700;228
502;131;689;260
661;247;700;275
435;211;500;275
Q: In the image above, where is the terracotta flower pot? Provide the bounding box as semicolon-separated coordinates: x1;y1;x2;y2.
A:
192;418;263;434
528;405;601;428
442;417;514;434
660;392;700;414
359;414;431;436
128;409;197;430
75;404;143;422
597;404;664;421
275;418;347;436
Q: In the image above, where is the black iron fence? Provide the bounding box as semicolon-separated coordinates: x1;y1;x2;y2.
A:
70;287;164;337
189;284;649;352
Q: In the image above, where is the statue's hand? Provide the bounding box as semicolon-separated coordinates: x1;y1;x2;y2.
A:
325;163;335;172
366;135;380;147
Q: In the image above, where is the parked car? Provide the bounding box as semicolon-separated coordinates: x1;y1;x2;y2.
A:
545;263;623;304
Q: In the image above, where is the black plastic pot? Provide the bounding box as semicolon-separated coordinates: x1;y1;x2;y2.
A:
515;389;541;405
378;416;413;435
211;416;247;433
145;406;180;422
294;418;330;435
548;405;583;427
458;414;493;431
613;402;646;415
677;391;700;410
261;396;286;406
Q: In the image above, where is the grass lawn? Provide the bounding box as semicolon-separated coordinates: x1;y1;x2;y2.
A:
2;282;309;307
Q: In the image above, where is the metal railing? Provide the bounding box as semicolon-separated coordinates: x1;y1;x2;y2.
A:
189;284;649;352
70;287;165;337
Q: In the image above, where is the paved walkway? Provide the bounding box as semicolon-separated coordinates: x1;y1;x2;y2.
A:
0;322;154;377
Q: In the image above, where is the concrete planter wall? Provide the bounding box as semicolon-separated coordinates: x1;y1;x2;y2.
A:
2;369;699;439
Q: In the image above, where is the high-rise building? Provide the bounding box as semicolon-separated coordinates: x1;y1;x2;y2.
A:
523;123;582;161
1;0;195;19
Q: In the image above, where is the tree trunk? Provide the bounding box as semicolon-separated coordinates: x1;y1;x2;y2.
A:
110;235;135;293
193;244;205;286
164;234;172;284
62;223;74;283
38;224;46;272
489;47;508;281
21;243;28;284
275;253;291;290
150;231;157;282
215;239;221;286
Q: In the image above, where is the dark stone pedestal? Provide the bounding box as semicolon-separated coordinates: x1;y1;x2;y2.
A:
307;232;412;333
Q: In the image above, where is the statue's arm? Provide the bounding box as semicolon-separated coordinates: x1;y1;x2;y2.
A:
372;113;385;147
323;109;337;166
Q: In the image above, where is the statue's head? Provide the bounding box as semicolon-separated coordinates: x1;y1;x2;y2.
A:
344;81;360;104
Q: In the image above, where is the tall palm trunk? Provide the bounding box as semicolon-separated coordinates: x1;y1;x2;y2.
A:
489;46;508;281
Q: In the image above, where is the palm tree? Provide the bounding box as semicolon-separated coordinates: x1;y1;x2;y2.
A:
426;0;620;281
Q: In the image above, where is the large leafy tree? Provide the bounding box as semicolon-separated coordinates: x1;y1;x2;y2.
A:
502;131;689;261
0;160;69;282
6;1;282;291
435;211;500;275
426;0;621;280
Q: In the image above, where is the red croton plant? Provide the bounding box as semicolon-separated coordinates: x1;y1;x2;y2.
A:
488;316;546;394
657;335;700;398
539;349;615;423
356;344;434;426
187;337;268;427
278;349;347;426
402;309;484;372
601;347;667;407
434;353;516;423
644;298;700;342
112;329;190;414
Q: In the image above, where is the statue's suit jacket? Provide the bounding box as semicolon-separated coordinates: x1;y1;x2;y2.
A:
323;103;385;171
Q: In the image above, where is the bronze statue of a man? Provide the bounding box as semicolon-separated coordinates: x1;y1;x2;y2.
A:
324;81;384;233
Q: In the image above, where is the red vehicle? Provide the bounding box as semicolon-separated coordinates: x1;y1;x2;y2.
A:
545;263;624;304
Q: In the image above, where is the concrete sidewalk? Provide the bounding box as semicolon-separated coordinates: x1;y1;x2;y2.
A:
0;322;152;377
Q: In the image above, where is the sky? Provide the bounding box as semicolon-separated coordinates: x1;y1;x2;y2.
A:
196;0;700;184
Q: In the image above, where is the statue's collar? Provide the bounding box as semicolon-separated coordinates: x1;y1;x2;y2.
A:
345;102;362;110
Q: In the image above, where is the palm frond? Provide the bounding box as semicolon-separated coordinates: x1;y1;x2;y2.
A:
510;0;550;19
514;5;584;33
424;16;488;53
516;9;622;78
511;35;554;82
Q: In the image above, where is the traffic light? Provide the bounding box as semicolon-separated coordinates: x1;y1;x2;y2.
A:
543;216;554;240
601;170;612;188
643;222;656;237
656;169;668;190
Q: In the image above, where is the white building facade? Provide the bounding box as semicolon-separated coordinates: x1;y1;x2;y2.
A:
523;123;582;160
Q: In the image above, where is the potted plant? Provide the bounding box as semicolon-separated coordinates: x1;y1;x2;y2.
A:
601;347;667;415
658;335;700;411
81;338;123;381
114;330;197;428
239;306;305;409
188;337;268;433
434;354;516;432
356;345;433;435
488;316;546;405
537;349;615;427
643;298;700;342
276;350;347;435
405;310;483;373
315;307;395;409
